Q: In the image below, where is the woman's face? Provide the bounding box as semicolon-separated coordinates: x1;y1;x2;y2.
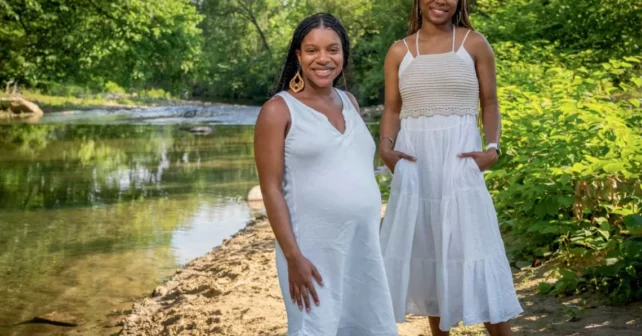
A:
420;0;458;26
296;28;344;89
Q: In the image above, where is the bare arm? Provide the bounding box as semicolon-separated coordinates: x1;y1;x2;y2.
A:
254;97;300;260
253;97;322;312
458;32;500;170
473;33;501;145
379;41;415;171
380;41;404;151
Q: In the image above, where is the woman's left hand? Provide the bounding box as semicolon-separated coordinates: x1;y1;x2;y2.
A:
458;149;499;172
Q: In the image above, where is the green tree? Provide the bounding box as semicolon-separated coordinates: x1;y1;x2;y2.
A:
0;0;203;94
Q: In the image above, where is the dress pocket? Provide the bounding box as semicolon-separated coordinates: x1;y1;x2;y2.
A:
455;157;485;190
392;158;406;174
467;157;483;173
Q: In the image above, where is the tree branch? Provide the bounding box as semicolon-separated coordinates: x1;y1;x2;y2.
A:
234;0;271;53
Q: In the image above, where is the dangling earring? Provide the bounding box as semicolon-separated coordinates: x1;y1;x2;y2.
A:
289;67;304;93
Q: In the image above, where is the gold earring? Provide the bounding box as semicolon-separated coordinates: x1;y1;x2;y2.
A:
289;69;304;93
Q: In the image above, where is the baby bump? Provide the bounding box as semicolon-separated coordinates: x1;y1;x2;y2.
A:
309;174;380;216
293;174;381;239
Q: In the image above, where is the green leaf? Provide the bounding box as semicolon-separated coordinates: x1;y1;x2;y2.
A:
602;162;625;174
630;99;641;108
624;56;641;63
516;261;532;269
605;258;619;266
597;229;610;240
623;215;642;235
625;265;636;277
559;268;577;279
539;282;554;294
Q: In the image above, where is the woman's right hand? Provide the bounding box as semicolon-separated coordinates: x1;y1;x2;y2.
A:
287;253;323;313
380;148;415;173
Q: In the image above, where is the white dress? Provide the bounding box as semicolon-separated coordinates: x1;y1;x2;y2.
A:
273;90;398;336
379;29;523;331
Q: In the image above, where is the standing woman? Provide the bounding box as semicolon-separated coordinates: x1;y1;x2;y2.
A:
254;13;398;336
378;1;523;335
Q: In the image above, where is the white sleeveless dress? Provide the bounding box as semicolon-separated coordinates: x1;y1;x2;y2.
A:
380;29;523;331
273;90;398;336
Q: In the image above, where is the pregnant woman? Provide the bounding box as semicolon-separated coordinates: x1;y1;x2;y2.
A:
253;13;398;336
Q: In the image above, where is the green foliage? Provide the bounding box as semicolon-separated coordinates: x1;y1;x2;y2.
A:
377;174;391;200
474;0;642;61
104;81;126;94
139;88;171;100
0;0;203;94
487;45;642;303
43;82;92;98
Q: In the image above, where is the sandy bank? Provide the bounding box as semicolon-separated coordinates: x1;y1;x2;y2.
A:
120;215;641;336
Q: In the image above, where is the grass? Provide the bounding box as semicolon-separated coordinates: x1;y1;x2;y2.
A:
19;90;171;112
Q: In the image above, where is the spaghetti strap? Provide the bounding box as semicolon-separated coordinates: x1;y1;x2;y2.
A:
459;30;472;51
415;32;420;56
402;39;411;54
451;27;456;52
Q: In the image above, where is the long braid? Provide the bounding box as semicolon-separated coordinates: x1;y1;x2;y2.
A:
272;13;350;96
408;0;421;35
453;0;475;30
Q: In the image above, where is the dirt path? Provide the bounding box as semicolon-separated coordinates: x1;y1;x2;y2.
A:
120;216;641;336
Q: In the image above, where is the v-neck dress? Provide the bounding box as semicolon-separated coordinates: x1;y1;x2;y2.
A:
273;90;398;336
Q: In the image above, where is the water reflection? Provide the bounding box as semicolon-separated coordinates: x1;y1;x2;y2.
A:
0;124;258;335
0;120;383;335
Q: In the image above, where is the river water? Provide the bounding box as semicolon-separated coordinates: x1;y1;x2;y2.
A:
0;105;381;335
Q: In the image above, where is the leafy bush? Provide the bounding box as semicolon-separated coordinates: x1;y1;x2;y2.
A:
487;43;642;303
103;81;127;95
474;0;642;61
41;82;91;98
139;89;172;100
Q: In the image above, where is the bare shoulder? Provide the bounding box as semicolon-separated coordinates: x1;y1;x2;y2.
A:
343;91;360;113
466;31;494;57
386;39;410;63
257;95;290;127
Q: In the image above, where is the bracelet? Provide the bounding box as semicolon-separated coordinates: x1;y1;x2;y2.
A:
381;136;395;147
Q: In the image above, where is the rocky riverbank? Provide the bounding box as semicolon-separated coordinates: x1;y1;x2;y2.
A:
119;214;642;336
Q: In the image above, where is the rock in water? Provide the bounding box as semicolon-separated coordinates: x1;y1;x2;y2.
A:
247;185;265;211
247;186;263;202
180;126;213;135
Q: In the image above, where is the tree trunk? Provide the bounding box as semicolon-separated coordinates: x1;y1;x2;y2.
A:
248;14;271;53
234;0;271;53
